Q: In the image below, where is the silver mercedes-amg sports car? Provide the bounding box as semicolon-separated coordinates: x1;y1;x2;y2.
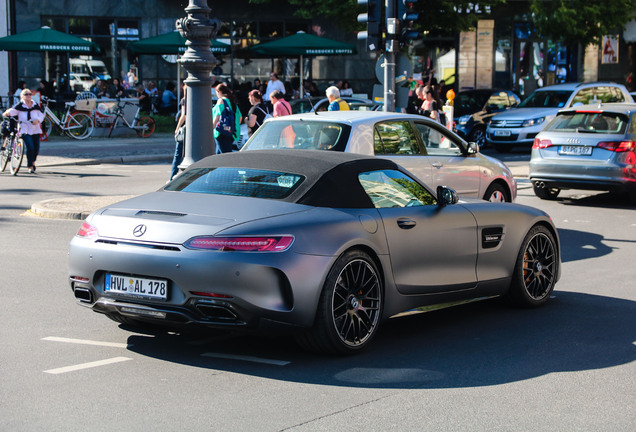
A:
68;150;560;355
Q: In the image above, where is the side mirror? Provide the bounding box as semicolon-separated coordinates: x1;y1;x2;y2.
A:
466;141;479;154
436;186;459;206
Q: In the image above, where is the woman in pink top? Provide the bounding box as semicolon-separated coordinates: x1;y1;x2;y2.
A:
269;90;294;147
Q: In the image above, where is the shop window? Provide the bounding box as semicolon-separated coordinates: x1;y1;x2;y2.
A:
69;18;91;35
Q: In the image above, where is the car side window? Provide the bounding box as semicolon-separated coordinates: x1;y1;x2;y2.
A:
572;86;623;105
628;114;636;134
486;92;510;110
373;121;420;155
358;170;437;208
413;122;462;156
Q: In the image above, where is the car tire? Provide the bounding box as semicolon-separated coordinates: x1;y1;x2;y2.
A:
532;182;560;200
469;126;486;149
484;182;510;202
506;225;558;307
295;250;383;355
494;144;511;153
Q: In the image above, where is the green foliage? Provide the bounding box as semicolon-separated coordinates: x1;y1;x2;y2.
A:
530;0;636;47
248;0;504;35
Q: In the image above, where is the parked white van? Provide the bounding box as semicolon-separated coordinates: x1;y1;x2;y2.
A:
70;58;111;81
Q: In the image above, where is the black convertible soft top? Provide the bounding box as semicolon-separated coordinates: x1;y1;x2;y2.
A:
188;149;403;208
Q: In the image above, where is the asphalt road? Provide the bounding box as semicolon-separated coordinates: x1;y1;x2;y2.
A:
1;142;634;431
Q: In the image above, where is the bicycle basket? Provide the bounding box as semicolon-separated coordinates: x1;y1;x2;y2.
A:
1;118;16;137
74;92;97;112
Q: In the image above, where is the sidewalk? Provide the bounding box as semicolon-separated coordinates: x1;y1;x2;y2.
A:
28;134;530;220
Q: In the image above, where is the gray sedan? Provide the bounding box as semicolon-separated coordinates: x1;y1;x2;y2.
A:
242;111;517;202
69;150;560;355
529;102;636;202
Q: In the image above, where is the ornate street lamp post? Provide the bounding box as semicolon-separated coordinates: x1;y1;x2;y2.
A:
176;0;218;168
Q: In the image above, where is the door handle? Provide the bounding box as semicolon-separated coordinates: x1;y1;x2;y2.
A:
397;218;416;229
431;161;443;168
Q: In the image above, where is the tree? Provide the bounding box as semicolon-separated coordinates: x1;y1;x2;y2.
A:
248;0;504;36
530;0;636;47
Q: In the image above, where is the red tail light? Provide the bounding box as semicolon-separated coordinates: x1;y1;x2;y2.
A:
533;138;553;149
77;222;98;237
597;141;635;152
184;235;294;252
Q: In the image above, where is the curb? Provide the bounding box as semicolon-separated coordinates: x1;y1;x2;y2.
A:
30;195;136;220
38;153;173;167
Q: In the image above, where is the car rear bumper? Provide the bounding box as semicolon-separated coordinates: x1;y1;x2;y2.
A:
529;160;636;193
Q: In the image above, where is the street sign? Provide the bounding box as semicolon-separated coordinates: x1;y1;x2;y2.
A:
375;53;412;84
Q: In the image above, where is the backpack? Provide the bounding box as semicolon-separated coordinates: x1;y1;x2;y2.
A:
256;105;273;126
215;99;236;137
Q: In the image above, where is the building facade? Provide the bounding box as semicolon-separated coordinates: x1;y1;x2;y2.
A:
1;0;633;107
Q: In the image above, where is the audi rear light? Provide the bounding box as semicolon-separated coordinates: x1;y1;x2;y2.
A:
597;141;635;152
533;138;553;149
77;222;98;237
184;235;294;252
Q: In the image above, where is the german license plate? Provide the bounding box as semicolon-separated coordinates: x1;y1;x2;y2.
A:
559;145;592;156
494;130;511;136
105;274;168;300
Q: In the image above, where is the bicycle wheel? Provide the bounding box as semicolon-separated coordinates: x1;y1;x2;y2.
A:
0;136;11;172
10;137;24;175
41;115;53;140
108;116;119;138
135;117;155;138
64;112;94;140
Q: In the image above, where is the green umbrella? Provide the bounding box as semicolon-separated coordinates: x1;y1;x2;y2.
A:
128;31;231;102
248;32;356;97
128;31;230;55
0;26;99;53
249;32;356;56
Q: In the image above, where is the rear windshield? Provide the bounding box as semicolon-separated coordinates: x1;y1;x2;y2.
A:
165;167;304;199
518;90;572;108
243;120;351;152
545;111;629;134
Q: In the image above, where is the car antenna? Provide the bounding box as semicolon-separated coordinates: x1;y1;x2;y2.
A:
306;93;318;115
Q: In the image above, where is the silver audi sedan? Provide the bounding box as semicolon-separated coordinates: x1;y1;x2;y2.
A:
242;111;517;202
529;103;636;202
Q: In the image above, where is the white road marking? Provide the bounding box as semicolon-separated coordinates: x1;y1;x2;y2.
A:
201;352;290;366
42;336;129;349
44;357;132;375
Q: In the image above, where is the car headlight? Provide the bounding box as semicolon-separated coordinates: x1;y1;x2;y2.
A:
522;117;545;127
457;115;471;125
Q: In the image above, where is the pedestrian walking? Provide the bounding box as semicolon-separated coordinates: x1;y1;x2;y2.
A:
169;87;187;182
212;83;242;153
2;88;45;173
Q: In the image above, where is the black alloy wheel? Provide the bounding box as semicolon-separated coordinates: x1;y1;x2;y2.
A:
507;225;558;307
296;250;383;355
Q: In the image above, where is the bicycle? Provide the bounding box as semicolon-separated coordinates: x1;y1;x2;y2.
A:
40;96;94;140
107;101;155;138
0;117;25;175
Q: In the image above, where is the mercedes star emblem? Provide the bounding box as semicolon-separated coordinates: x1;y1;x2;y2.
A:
133;224;147;237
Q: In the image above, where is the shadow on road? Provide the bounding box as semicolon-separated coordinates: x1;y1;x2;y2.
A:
124;291;636;389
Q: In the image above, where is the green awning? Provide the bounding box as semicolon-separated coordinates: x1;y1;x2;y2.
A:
128;31;230;55
0;26;99;53
248;32;356;57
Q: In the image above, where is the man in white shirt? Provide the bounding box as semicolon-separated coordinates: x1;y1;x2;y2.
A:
263;72;285;102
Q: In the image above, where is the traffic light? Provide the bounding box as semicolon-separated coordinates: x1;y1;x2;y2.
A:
398;0;421;44
357;0;383;52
